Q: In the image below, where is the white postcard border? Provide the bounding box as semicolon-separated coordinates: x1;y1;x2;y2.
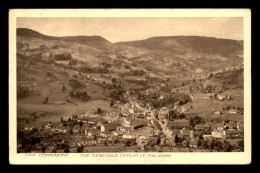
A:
9;9;251;165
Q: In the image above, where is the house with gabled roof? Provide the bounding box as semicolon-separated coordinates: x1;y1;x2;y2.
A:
101;122;120;132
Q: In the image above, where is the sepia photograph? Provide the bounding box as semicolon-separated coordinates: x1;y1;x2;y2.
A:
9;9;251;164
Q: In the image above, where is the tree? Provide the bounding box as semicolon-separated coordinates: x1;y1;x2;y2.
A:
213;140;223;151
223;140;233;152
42;97;48;104
110;101;114;107
189;115;204;127
17;85;31;98
112;78;117;83
174;135;179;143
97;108;103;114
17;130;25;139
186;140;190;148
52;146;57;153
69;79;82;90
224;119;230;123
64;146;70;153
69;58;77;66
237;140;244;151
41;146;46;153
77;145;84;153
25;145;32;153
169;110;177;120
54;52;72;60
208;73;214;79
200;140;208;148
62;85;66;92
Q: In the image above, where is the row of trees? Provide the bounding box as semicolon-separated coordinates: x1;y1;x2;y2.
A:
199;139;235;152
168;110;186;120
109;88;126;103
150;93;192;109
69;79;82;90
52;52;72;61
17;129;41;153
173;133;243;152
68;79;90;101
127;69;146;76
69;90;90;101
189;115;205;127
80;66;110;74
17;85;31;98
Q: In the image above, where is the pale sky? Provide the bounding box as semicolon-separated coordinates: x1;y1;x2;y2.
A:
17;17;243;43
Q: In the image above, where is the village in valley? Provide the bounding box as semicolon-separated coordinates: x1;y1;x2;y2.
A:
16;26;244;153
17;68;244;153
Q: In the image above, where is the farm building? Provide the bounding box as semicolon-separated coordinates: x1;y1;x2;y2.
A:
101;122;120;132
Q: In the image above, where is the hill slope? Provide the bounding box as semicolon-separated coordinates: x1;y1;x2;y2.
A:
116;36;243;56
17;28;112;48
17;28;244;78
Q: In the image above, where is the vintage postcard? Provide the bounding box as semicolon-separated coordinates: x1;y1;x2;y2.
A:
9;9;251;164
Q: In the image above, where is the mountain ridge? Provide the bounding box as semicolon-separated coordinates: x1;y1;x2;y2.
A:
17;28;111;48
116;36;243;56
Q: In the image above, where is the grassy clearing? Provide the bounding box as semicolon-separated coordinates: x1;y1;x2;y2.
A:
184;89;243;120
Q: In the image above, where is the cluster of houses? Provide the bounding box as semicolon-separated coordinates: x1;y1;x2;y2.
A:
149;106;245;148
210;93;234;101
21;93;244;152
22;109;155;149
167;120;243;143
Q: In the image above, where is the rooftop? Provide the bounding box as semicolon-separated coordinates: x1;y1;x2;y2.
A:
89;129;100;134
78;116;105;122
131;119;147;127
168;119;190;125
102;122;120;127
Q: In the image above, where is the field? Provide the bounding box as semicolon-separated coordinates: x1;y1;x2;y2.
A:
183;89;244;121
